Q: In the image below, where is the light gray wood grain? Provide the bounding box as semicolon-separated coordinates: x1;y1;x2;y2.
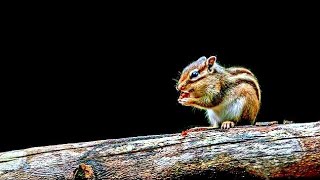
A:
1;122;319;179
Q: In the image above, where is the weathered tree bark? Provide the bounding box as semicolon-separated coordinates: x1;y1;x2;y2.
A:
0;122;319;180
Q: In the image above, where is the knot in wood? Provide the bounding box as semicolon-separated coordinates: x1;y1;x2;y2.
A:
73;163;94;180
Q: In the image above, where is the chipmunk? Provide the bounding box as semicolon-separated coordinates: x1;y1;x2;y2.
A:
176;56;261;129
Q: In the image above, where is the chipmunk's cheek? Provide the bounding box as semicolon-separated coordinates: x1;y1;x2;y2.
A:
190;89;201;98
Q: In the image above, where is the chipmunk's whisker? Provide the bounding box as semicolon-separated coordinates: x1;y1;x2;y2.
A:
172;78;179;83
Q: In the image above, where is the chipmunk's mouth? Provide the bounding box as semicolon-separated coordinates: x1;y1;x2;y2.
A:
179;92;190;99
178;90;197;106
179;89;195;99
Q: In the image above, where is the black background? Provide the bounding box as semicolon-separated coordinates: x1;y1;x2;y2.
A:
2;6;320;152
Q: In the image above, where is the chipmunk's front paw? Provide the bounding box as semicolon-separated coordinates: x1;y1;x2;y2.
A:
178;98;196;106
221;121;235;129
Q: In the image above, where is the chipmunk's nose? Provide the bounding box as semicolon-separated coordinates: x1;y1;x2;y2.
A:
177;84;186;91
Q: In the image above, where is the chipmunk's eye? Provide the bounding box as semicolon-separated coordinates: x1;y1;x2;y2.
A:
190;70;199;79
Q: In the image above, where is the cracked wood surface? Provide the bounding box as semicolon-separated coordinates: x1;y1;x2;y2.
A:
0;122;319;179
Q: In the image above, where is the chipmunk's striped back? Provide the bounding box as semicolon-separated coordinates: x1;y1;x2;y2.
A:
226;67;261;102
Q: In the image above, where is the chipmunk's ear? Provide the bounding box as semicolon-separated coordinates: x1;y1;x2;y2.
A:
206;56;216;73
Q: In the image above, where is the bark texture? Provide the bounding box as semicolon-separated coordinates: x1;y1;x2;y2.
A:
0;122;319;179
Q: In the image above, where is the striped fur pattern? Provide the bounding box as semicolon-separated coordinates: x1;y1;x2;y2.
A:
177;56;261;127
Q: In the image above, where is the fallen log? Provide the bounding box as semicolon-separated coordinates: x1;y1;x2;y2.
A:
0;122;319;179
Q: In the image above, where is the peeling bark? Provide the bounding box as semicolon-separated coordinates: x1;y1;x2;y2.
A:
0;122;319;179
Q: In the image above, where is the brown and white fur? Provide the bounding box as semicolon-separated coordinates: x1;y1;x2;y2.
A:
176;56;261;129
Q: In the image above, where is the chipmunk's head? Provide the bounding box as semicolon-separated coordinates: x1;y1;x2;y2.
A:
176;56;220;108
